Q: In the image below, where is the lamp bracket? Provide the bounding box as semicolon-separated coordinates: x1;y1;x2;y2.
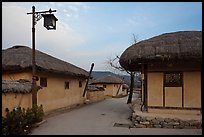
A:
34;13;43;25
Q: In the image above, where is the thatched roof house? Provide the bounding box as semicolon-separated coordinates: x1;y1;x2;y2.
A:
119;31;202;71
90;75;128;97
86;85;105;103
2;79;42;117
2;45;89;115
2;45;89;78
119;31;202;115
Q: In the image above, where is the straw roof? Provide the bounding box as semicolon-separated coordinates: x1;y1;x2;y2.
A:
87;85;105;91
122;84;129;89
90;75;125;84
2;79;41;94
2;45;89;78
119;31;202;71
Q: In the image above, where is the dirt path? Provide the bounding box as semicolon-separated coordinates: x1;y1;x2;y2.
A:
30;95;202;135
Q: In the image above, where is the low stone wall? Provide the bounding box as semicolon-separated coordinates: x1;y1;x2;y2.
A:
132;114;202;129
86;90;105;103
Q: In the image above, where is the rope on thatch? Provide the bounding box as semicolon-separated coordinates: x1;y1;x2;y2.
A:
119;31;202;70
2;45;89;78
2;79;42;94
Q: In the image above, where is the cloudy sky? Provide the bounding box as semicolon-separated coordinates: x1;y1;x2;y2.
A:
2;2;202;73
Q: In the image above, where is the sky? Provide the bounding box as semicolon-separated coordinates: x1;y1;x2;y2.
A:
2;2;202;74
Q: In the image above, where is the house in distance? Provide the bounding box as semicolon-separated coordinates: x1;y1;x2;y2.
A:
90;75;129;97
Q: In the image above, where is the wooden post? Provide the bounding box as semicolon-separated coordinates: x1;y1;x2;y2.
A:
140;64;147;111
31;6;37;108
143;64;148;111
83;63;94;97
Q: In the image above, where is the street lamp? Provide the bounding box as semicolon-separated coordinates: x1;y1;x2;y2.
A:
27;6;58;108
42;13;58;30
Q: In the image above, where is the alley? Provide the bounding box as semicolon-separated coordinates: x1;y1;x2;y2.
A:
30;95;202;135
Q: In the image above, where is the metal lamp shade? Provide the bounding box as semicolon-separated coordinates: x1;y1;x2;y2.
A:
42;14;58;30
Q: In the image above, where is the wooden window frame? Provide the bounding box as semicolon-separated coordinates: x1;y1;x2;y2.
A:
164;72;183;87
65;81;69;89
79;80;82;88
40;77;47;87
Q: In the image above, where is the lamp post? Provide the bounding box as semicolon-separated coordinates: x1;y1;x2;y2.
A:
27;6;58;108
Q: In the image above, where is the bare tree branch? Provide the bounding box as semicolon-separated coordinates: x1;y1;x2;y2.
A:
106;33;139;104
108;55;131;74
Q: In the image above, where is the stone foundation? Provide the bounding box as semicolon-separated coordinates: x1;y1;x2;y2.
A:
131;114;202;129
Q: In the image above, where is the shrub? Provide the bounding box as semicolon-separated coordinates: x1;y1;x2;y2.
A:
2;105;44;135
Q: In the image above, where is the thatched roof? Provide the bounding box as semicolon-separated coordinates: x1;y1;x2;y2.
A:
87;85;105;91
119;31;202;71
122;84;129;89
90;75;125;85
2;79;42;94
2;45;89;78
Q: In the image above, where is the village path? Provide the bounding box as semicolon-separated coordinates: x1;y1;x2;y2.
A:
30;94;202;135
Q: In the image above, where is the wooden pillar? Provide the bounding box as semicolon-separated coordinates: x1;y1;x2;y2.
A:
141;64;148;111
143;64;148;111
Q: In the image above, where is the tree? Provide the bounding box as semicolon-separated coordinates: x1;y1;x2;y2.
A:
107;55;136;104
107;33;139;104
